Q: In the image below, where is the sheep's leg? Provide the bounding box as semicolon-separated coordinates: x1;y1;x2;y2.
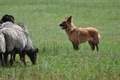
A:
4;53;8;66
19;52;26;65
0;53;4;66
10;53;13;66
13;53;16;61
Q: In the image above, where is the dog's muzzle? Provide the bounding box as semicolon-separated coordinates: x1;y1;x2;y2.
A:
59;24;67;29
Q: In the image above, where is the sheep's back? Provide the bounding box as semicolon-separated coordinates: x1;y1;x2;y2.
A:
1;28;27;52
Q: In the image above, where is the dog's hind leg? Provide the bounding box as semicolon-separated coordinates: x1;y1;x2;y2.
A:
93;33;100;51
88;41;95;51
95;45;99;51
93;40;99;51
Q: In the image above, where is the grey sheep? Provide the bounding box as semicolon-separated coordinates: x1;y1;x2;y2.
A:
0;22;38;66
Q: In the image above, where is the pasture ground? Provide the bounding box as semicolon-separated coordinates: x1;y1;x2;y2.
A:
0;0;120;80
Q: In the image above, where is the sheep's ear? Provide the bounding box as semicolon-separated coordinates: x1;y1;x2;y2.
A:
33;48;39;53
36;48;39;53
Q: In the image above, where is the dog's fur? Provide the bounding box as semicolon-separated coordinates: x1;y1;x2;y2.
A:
59;16;100;51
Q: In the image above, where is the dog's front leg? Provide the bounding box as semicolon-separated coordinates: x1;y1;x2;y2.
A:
71;42;79;50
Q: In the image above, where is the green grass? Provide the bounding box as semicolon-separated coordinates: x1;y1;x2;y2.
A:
0;0;120;80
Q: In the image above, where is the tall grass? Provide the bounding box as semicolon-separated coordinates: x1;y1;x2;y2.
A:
0;0;120;80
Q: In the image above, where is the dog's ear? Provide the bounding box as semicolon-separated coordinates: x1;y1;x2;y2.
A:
67;16;72;23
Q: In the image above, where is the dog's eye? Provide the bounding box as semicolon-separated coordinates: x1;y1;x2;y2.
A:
63;22;66;24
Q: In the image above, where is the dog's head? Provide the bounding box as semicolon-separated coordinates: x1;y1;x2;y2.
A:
59;16;72;30
1;14;14;23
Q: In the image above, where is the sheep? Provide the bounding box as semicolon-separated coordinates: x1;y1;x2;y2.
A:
0;20;29;64
1;26;39;66
1;27;27;65
0;22;29;60
0;15;38;66
0;32;6;66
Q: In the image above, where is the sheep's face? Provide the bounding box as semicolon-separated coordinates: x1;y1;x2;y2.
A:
27;48;39;65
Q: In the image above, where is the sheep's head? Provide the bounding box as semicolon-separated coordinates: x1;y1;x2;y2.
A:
1;14;14;23
27;48;39;65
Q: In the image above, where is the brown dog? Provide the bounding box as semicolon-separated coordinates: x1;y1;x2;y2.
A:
59;16;100;51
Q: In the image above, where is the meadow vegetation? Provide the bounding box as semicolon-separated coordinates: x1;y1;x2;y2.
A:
0;0;120;80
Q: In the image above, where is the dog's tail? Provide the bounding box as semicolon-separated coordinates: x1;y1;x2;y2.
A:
98;33;100;39
98;33;100;44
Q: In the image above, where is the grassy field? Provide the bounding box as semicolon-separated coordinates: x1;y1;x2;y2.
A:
0;0;120;80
